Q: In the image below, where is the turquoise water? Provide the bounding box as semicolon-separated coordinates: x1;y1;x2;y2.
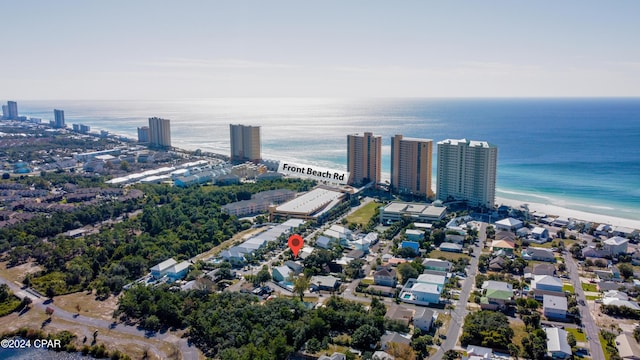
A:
15;98;640;220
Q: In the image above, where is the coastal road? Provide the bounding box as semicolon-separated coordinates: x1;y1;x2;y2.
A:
564;254;605;360
0;274;199;360
431;222;486;360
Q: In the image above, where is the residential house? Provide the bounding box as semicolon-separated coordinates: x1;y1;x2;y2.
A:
581;246;609;259
374;268;397;287
385;306;413;326
545;327;572;359
326;224;353;241
595;224;612;236
351;237;371;253
603;236;629;256
495;230;517;242
594;267;621;282
516;227;531;238
151;258;178;279
406;282;441;304
489;256;507;272
284;260;304;274
316;235;337;249
491;239;515;255
532;275;564;300
543;295;568;320
167;261;191;281
495;217;523;232
532;263;557;276
405;229;425;241
602;297;640;311
532;226;550;241
318;353;347;360
372;351;395;360
463;345;493;360
439;242;463;253
272;265;292;282
445;233;466;244
417;273;447;287
522;247;556;262
310;275;340;291
400;241;420;253
480;281;513;310
380;331;411;351
413;308;436;332
615;333;640;360
612;226;639;239
422;258;452;273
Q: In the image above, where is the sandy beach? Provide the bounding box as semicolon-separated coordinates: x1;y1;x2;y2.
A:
496;196;640;230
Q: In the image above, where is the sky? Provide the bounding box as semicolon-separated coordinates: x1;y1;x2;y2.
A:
2;1;640;99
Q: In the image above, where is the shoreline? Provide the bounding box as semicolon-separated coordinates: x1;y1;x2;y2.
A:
495;196;640;230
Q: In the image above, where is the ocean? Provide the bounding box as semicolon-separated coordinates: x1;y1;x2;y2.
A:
13;98;640;221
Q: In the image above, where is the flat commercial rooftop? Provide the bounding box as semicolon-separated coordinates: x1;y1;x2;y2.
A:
275;187;344;216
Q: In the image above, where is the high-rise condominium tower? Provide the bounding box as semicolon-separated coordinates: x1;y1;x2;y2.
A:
347;132;382;186
54;109;65;129
5;101;18;119
149;117;171;148
137;126;150;143
230;124;261;163
391;135;433;198
436;139;497;208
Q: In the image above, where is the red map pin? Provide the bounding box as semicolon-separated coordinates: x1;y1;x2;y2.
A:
288;234;304;258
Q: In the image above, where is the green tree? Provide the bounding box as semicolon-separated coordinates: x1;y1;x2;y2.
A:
293;274;311;301
351;324;380;350
397;263;419;284
618;263;634;279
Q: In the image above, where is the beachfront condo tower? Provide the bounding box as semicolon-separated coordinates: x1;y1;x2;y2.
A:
137;126;150;143
149;117;172;148
54;109;65;129
347;132;382;186
230;124;261;163
436;139;497;208
391;135;434;198
4;101;18;119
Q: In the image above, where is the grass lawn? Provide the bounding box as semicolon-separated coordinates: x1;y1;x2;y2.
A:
346;202;380;226
511;322;528;348
0;295;22;317
586;295;600;301
566;327;587;342
427;250;470;262
599;333;612;360
562;284;575;293
582;283;598;292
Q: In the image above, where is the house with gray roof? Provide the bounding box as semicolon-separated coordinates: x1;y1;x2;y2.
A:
545;327;572;359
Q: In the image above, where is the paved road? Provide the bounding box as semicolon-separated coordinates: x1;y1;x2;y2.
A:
432;222;485;360
0;275;199;359
565;253;605;360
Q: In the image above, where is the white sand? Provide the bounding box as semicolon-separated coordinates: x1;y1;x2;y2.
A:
496;196;640;230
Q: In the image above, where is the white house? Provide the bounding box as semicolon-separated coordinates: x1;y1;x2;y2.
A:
151;258;178;279
545;327;572;359
615;333;640;360
495;217;523;232
413;308;437;332
405;229;425;241
543;295;568;320
532;226;549;241
603;236;629;256
410;283;441;304
522;247;556;262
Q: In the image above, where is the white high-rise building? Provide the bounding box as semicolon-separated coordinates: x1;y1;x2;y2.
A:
436;139;497;208
230;124;261;163
149;117;171;148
